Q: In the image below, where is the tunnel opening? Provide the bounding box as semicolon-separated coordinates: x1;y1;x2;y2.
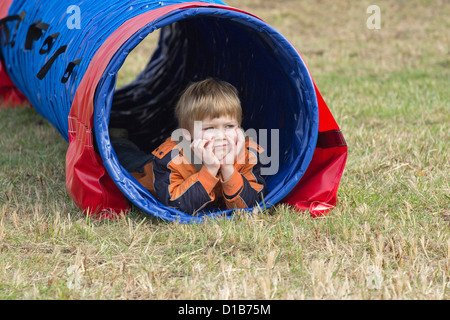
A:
94;7;318;222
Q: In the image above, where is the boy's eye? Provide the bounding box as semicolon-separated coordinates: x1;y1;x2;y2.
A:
226;125;235;129
203;127;214;131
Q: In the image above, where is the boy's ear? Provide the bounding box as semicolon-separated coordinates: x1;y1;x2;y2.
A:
181;128;192;142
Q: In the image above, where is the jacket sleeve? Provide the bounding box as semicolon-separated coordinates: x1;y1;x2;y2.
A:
152;154;220;214
221;148;267;210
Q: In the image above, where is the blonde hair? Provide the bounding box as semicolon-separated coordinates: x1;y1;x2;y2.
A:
175;78;242;130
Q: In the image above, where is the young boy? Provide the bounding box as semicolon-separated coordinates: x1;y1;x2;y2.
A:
114;78;267;215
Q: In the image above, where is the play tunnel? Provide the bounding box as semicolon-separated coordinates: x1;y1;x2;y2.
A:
0;0;347;223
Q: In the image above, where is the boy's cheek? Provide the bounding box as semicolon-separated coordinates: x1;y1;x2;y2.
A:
202;131;215;141
225;131;238;142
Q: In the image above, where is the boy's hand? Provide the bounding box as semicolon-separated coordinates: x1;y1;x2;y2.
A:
220;127;245;165
191;137;220;176
220;128;245;181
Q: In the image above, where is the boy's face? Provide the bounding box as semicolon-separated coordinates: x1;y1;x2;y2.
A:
190;115;240;161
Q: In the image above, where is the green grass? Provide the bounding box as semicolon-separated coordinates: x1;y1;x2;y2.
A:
0;0;449;299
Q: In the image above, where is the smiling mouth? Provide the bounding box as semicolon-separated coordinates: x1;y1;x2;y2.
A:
214;144;228;149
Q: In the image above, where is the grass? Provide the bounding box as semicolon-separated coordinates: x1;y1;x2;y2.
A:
0;0;449;299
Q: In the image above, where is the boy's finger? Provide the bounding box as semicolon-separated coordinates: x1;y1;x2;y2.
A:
191;139;201;148
205;137;214;150
200;139;209;149
190;141;198;151
224;134;232;145
237;128;245;143
231;135;239;152
193;139;207;151
237;130;246;148
206;137;215;145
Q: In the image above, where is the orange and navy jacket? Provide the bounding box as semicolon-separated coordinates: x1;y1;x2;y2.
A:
130;136;267;214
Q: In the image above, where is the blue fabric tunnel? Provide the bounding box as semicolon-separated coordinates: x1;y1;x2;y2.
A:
0;0;319;223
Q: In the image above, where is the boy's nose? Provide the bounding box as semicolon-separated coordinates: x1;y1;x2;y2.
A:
215;128;226;139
